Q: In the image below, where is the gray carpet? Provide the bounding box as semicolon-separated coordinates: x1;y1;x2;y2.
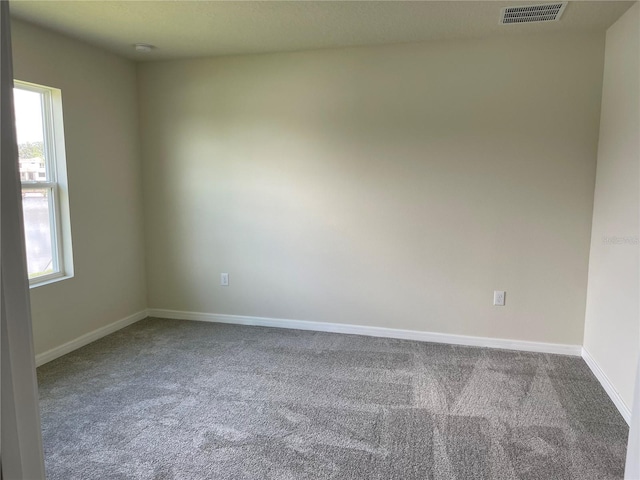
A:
38;318;628;479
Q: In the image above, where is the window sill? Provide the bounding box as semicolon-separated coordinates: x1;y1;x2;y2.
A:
29;273;73;289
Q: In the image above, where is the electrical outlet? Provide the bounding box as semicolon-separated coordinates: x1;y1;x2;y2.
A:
220;273;229;286
493;291;505;306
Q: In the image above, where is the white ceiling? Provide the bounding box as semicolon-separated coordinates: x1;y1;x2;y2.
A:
10;1;635;61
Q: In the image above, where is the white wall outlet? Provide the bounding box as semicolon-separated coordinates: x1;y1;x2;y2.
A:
220;273;229;286
493;291;506;306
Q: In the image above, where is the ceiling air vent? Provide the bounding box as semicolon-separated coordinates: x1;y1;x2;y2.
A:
500;3;567;24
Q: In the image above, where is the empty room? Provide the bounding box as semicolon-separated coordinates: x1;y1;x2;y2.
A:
1;1;639;479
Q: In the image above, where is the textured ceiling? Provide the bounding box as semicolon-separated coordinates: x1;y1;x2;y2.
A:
10;1;635;61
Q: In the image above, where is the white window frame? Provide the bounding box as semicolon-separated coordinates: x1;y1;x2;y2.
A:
15;80;74;287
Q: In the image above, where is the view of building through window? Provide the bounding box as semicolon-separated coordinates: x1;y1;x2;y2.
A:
14;85;57;280
19;143;46;182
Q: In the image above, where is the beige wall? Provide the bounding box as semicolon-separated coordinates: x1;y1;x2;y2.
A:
584;3;640;410
11;20;147;355
139;32;604;345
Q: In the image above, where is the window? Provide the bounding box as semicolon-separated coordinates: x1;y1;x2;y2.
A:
14;81;73;286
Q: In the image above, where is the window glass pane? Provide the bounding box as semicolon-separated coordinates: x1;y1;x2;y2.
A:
22;188;55;278
14;88;47;182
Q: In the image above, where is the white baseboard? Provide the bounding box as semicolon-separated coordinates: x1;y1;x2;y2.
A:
35;310;148;367
581;347;631;424
147;308;582;357
37;308;628;424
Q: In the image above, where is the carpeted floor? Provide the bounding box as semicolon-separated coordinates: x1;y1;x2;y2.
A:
38;317;628;479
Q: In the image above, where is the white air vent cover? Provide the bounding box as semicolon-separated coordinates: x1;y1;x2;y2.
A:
500;3;567;24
